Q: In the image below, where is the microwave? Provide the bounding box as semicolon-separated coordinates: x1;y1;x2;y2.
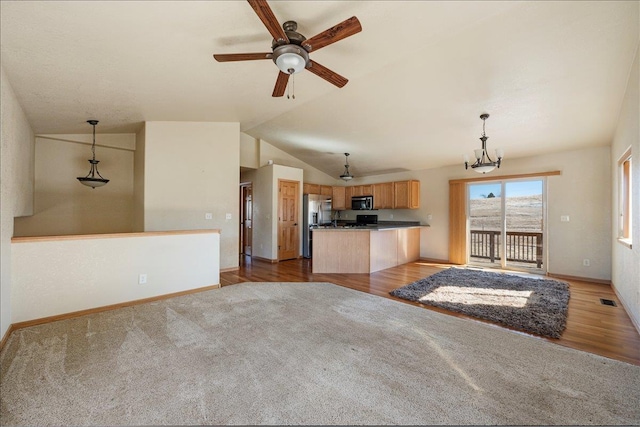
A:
351;195;373;210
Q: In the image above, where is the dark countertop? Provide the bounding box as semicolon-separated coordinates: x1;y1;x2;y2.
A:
311;221;427;231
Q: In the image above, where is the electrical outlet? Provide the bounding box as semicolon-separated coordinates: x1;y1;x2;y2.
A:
138;274;147;284
427;214;433;220
225;213;232;220
205;213;213;220
583;259;590;267
389;214;393;219
561;215;570;222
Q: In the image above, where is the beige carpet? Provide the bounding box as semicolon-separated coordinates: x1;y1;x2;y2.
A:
1;282;638;426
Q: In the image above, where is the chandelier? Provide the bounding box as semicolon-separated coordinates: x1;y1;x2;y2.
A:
340;153;354;181
464;113;504;174
77;120;109;188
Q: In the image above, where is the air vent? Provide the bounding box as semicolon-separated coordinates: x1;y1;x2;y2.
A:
600;298;617;307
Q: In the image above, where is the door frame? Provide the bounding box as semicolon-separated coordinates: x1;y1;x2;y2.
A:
239;181;252;256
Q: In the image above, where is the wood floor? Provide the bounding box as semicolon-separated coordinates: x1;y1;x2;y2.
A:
221;256;640;366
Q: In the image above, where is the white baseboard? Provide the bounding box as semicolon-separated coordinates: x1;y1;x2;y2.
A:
611;283;640;335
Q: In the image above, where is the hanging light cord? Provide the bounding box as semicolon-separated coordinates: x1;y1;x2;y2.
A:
91;123;97;161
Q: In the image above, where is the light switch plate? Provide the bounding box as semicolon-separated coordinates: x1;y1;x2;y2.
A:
205;213;213;220
561;215;570;222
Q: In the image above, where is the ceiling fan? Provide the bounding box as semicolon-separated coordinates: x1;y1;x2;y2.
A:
213;0;362;97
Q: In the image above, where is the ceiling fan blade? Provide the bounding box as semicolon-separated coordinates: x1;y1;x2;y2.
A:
272;71;289;97
213;52;273;62
307;60;348;88
303;16;362;52
247;0;289;44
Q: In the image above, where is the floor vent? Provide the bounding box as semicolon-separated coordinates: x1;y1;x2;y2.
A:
600;298;617;307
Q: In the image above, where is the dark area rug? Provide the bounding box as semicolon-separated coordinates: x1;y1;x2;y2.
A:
390;268;570;338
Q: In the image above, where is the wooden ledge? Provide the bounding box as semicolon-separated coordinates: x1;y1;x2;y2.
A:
12;229;221;243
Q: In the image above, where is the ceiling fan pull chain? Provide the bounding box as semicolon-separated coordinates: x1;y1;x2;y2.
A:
286;73;296;100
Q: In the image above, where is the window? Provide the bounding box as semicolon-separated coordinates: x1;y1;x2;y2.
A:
618;148;632;247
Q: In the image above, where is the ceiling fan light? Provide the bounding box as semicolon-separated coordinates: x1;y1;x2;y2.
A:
272;45;309;74
276;53;305;74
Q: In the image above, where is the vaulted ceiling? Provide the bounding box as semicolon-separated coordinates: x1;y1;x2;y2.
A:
1;1;638;178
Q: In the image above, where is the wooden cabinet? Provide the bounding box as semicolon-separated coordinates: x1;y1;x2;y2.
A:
320;185;333;196
373;182;394;209
349;186;364;198
303;183;332;196
393;180;420;209
332;186;346;210
306;180;420;210
303;183;320;195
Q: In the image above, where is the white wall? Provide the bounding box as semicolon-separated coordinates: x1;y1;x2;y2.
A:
611;45;639;330
240;132;259;170
13;134;135;236
143;121;240;269
11;231;220;323
259;138;338;185
0;67;35;339
349;145;612;280
247;166;272;260
133;123;146;231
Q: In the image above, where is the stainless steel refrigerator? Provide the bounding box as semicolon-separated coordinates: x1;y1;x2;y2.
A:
303;194;332;258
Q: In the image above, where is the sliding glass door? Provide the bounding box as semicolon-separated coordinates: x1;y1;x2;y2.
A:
468;179;546;273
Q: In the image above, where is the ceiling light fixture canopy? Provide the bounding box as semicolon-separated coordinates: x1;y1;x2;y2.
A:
464;113;504;174
77;120;109;188
340;153;354;181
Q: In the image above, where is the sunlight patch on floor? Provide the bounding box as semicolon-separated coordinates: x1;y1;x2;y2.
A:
418;286;533;308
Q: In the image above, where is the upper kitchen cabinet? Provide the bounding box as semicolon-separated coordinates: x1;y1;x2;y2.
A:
303;183;320;195
393;180;420;209
320;185;333;196
373;182;394;209
332;187;346;210
303;183;334;196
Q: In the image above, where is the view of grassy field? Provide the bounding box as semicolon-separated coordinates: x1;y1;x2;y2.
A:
469;195;543;232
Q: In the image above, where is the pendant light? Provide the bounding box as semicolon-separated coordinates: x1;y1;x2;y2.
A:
464;113;504;174
340;153;354;181
77;120;109;188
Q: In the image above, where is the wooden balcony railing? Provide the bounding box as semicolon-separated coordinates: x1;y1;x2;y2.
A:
469;230;543;268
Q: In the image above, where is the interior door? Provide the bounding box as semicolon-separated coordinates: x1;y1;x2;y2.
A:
240;183;252;256
278;179;299;261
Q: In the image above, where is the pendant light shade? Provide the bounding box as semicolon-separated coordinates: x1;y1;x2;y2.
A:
464;113;504;174
77;120;109;188
340;153;354;181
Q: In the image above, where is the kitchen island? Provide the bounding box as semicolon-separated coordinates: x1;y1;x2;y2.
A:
311;224;424;273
